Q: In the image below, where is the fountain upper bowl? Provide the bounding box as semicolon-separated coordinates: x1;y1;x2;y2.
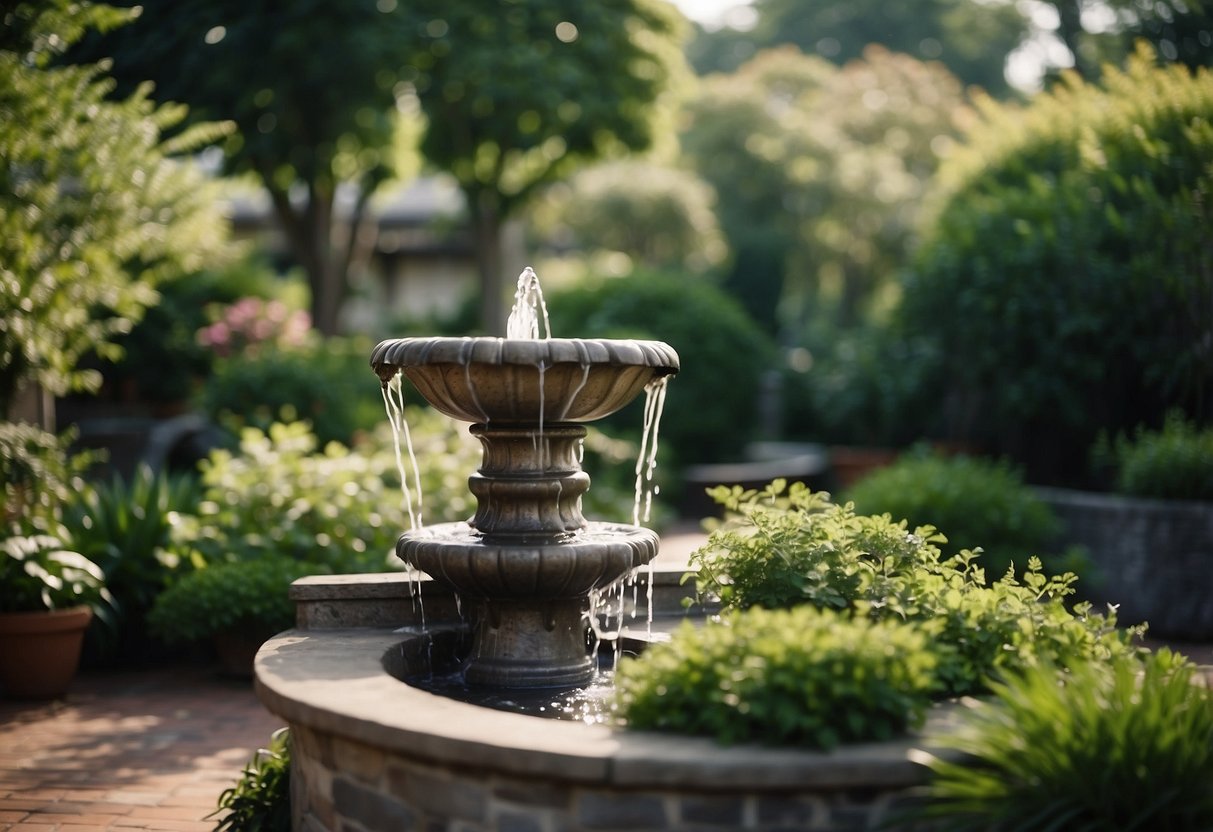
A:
371;337;679;424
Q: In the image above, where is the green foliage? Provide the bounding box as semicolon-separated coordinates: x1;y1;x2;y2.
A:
613;606;937;748
169;418;472;572
547;271;777;463
690;480;1139;695
61;466;199;660
786;320;937;446
149;416;477;643
0;422;113;616
0;533;111;615
914;649;1213;831
0;423;92;536
898;50;1213;484
213;728;291;832
405;0;686;215
81;0;415;333
91;254;297;405
531;161;727;274
690;0;1028;97
1093;412;1213;501
197;337;385;447
0;0;232;412
681;47;970;334
147;556;311;645
401;0;688;331
845;451;1065;579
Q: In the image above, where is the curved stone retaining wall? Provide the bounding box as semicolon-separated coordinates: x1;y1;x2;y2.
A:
256;570;952;832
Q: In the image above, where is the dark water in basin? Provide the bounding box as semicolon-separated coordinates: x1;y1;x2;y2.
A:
411;666;618;724
385;627;637;724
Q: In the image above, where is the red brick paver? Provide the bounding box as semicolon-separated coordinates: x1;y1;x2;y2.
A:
0;666;282;831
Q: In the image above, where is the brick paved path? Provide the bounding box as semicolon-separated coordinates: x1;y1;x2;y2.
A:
0;665;283;831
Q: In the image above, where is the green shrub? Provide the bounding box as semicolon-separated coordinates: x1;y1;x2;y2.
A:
690;480;1139;695
914;649;1213;831
197;336;385;447
546;271;777;465
61;466;199;663
213;728;291;832
613;606;937;749
897;49;1213;484
169;417;476;573
150;417;479;645
148;556;313;644
1093;412;1213;501
845;451;1067;579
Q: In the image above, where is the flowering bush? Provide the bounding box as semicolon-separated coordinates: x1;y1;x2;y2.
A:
196;297;311;358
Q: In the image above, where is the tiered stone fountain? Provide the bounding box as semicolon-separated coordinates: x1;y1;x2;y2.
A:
369;335;678;688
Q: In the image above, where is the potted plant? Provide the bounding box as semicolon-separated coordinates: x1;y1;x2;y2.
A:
0;424;113;698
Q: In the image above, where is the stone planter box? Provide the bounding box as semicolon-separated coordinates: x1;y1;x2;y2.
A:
1036;487;1213;639
256;568;958;832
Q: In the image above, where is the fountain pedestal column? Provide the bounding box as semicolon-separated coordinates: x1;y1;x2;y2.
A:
398;420;658;688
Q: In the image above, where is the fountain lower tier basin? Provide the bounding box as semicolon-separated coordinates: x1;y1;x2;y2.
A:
256;570;962;832
398;522;659;688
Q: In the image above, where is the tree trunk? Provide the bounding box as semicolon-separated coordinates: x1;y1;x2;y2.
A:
472;195;507;336
1050;0;1089;78
305;184;343;336
261;172;347;337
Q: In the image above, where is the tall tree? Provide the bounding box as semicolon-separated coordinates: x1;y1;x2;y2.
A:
1037;0;1212;80
1;0;232;423
681;47;970;335
79;0;416;335
696;0;1029;97
402;0;687;333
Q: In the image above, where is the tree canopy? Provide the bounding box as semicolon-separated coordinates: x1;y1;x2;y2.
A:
0;0;231;420
79;0;417;335
402;0;688;332
681;47;970;334
691;0;1028;97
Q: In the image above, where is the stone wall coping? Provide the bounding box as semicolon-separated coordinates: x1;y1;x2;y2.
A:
255;627;955;792
1034;485;1213;515
290;564;697;602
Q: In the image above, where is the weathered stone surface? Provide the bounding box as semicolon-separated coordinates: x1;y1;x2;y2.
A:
678;795;746;825
495;810;546;832
333;736;386;784
388;764;488;822
576;792;669;829
334;776;418;830
1038;487;1213;638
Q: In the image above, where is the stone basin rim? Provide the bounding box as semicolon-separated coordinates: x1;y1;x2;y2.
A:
254;627;957;791
371;336;680;381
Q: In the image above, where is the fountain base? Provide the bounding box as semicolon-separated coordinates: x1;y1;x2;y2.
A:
398;521;659;688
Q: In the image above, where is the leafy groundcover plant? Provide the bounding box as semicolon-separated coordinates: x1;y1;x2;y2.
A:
212;727;291;832
614;606;937;749
614;479;1143;748
845;450;1074;579
687;479;1137;696
910;649;1213;831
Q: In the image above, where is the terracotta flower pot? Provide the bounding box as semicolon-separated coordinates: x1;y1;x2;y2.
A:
0;606;93;699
